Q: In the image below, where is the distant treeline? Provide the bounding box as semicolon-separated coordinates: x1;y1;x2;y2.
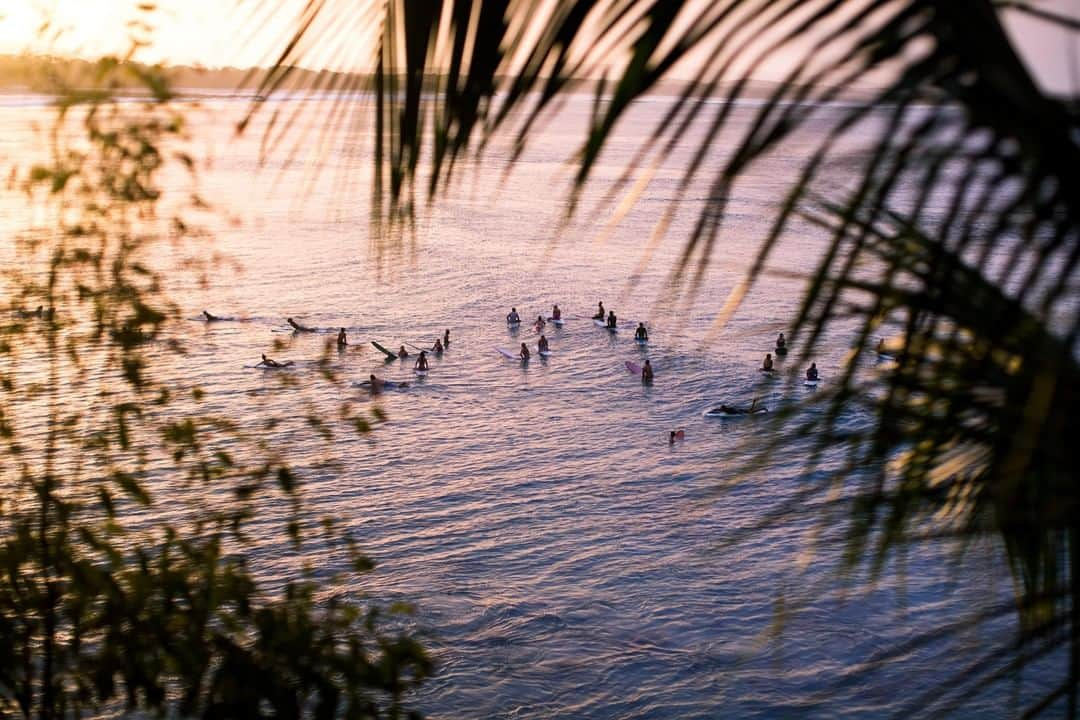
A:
0;53;883;101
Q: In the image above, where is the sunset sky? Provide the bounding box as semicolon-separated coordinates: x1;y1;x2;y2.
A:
0;0;1076;93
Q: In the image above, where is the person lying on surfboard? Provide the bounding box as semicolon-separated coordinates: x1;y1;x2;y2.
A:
534;315;546;331
443;329;451;346
806;362;819;381
337;328;348;347
635;323;648;341
593;301;605;320
507;308;521;323
669;430;685;444
776;332;786;350
519;342;530;361
397;345;410;358
415;351;429;371
538;336;549;353
432;338;444;353
203;310;222;322
256;353;292;368
287;317;315;332
642;359;654;383
551;304;562;321
606;310;617;329
762;353;774;371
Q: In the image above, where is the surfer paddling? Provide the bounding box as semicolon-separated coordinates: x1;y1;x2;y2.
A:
287;317;315;332
255;353;293;368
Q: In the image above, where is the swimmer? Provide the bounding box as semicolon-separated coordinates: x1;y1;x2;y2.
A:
432;338;444;353
443;328;451;346
398;345;410;359
762;353;774;371
606;310;617;329
534;315;546;332
507;308;521;323
538;335;549;353
635;323;648;341
641;359;654;383
551;304;562;321
337;328;348;347
806;362;819;381
415;351;429;372
519;342;530;361
776;332;786;350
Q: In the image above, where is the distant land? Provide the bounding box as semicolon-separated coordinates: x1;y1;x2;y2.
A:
0;53;885;102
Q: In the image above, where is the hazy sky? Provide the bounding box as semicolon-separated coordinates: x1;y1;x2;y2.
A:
0;0;1076;93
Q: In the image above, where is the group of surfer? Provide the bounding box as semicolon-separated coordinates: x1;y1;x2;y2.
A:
761;332;819;381
14;305;56;321
232;304;821;404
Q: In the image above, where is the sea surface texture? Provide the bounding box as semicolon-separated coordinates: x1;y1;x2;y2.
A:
0;92;1049;718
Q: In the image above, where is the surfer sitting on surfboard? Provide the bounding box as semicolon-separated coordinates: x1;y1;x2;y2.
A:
538;336;549;353
641;359;654;383
762;353;774;371
507;308;521;323
635;323;648;342
415;351;429;372
552;304;562;321
398;345;410;358
287;317;315;332
337;328;348;347
606;310;617;329
593;301;605;320
519;342;530;361
776;332;786;351
806;363;819;381
256;353;292;368
203;310;222;322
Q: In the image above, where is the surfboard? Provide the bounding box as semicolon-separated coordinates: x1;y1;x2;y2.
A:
804;379;820;387
625;360;641;375
703;406;768;417
353;380;407;389
414;369;429;377
595;319;618;332
495;347;520;360
244;361;295;370
775;346;788;355
759;367;776;374
371;341;399;360
539;350;553;357
548;318;565;326
635;338;648;346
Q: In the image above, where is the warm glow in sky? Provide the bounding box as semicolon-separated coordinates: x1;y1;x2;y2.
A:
0;0;297;68
0;0;1076;92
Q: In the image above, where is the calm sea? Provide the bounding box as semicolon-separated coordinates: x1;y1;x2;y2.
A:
0;91;1053;718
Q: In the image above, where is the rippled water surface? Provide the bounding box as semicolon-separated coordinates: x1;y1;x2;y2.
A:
1;93;1046;717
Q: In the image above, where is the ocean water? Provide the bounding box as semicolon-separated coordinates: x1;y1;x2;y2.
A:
0;92;1055;718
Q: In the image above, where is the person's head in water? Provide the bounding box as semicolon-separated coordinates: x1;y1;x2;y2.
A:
370;374;376;382
420;351;427;357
